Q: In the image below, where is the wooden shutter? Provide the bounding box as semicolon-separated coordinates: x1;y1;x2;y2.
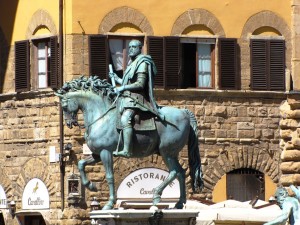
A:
269;40;285;91
164;37;180;89
15;40;30;92
89;35;108;79
219;38;238;89
251;39;268;90
147;36;164;87
49;36;59;88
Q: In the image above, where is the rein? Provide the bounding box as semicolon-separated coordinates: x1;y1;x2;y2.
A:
85;95;118;137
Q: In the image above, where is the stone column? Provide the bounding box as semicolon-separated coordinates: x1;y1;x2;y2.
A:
292;0;300;91
279;94;300;185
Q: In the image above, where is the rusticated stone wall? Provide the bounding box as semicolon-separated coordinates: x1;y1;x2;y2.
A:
154;90;285;199
0;88;285;224
69;89;285;202
279;94;300;185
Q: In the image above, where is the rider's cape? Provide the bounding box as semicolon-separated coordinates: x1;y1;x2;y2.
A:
120;54;163;120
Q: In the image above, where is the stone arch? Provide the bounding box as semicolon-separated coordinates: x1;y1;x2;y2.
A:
171;9;225;36
204;147;280;194
99;6;154;35
26;9;57;39
0;168;13;200
240;10;291;90
14;158;55;200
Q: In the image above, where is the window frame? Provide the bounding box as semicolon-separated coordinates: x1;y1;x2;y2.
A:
32;38;51;89
147;36;238;90
195;42;215;89
15;36;59;92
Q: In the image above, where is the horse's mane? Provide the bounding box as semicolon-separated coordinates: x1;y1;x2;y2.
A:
57;75;115;98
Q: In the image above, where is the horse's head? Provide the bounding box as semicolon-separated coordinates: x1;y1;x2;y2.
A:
55;92;80;129
55;75;116;129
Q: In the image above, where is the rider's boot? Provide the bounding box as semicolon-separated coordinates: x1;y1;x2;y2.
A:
114;126;133;157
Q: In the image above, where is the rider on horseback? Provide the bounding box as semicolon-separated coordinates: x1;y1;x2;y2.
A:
109;39;163;157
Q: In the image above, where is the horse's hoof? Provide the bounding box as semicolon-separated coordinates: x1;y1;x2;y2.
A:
102;202;114;210
88;182;97;192
153;195;161;205
174;202;184;209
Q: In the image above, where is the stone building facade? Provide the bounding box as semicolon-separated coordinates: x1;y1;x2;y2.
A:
0;1;298;225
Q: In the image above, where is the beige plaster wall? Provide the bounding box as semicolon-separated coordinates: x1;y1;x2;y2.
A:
72;0;290;37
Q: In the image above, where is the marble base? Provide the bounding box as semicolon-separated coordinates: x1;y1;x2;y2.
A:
90;209;199;225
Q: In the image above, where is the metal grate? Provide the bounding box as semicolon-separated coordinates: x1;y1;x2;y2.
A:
227;168;265;201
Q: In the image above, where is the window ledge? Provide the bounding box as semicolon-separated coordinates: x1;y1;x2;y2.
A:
154;89;287;99
0;88;55;101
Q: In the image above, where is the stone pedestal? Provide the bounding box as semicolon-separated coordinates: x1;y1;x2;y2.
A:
90;209;199;225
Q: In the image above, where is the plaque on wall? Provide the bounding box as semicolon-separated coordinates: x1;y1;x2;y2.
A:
22;178;50;210
0;185;7;209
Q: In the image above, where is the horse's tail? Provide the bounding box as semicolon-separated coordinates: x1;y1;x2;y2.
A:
184;109;204;193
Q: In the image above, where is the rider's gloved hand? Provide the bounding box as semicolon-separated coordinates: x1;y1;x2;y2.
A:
115;86;125;95
109;72;116;79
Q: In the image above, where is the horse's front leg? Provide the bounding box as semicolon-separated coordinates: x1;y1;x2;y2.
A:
100;149;116;210
78;154;100;191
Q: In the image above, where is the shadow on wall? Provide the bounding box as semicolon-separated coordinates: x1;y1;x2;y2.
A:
0;27;10;93
0;0;19;93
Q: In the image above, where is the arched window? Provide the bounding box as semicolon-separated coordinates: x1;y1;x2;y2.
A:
226;168;264;202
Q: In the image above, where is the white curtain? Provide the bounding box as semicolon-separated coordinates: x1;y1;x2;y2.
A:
109;39;132;71
38;42;47;88
197;43;211;87
109;39;124;71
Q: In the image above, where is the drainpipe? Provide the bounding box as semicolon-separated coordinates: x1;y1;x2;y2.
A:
59;0;65;211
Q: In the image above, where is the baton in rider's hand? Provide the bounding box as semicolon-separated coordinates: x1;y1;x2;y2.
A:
109;64;117;93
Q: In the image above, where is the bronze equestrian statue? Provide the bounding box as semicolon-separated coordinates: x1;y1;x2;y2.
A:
55;40;203;210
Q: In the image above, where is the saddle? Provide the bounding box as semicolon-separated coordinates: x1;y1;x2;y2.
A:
116;111;156;131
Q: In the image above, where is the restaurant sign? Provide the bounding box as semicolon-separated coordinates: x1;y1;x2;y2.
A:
22;178;50;210
0;185;7;209
117;168;180;199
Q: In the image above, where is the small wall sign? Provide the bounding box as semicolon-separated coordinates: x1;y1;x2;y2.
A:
117;168;180;199
0;185;7;209
22;178;50;210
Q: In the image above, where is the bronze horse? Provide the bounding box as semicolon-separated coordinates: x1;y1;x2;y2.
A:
55;76;203;210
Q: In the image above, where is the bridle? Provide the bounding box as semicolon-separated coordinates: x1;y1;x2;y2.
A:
63;93;118;135
63;109;80;129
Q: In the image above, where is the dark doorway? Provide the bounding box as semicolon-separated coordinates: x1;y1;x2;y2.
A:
226;168;265;201
25;215;46;225
0;213;4;225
